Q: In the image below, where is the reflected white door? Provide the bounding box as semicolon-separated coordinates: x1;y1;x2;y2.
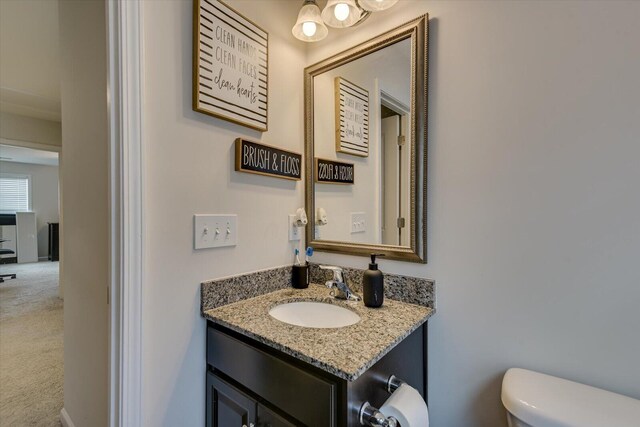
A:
381;115;410;246
382;116;400;245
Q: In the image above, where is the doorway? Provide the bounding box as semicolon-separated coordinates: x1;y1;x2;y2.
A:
0;146;62;424
380;91;410;246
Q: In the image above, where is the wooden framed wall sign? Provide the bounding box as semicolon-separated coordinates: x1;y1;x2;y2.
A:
235;138;302;181
193;0;268;132
335;77;369;157
315;158;354;184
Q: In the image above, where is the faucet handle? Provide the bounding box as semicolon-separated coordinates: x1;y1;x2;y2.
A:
319;265;344;283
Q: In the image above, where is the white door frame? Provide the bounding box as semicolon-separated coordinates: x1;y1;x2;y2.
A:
106;0;143;426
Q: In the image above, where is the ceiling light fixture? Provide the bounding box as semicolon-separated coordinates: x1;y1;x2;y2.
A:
292;0;398;43
358;0;399;12
292;0;329;42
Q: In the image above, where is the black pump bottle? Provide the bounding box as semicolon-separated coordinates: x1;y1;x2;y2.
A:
363;254;385;308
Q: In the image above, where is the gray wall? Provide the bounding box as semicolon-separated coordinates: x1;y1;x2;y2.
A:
59;0;108;425
141;1;307;425
0;160;59;258
0;111;61;147
309;1;640;426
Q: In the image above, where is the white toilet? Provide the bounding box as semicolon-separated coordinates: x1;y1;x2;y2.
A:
501;368;640;427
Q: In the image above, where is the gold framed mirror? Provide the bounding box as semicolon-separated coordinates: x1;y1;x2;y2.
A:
304;15;428;263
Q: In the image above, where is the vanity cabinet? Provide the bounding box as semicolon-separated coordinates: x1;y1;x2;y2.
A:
206;322;427;427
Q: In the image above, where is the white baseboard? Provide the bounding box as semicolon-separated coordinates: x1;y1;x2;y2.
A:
60;408;76;427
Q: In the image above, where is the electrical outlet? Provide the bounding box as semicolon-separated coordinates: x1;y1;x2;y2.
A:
350;212;366;234
194;214;237;249
289;214;302;241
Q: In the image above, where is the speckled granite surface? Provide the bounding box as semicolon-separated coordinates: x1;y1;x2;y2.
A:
201;263;435;312
308;263;435;308
201;265;292;312
202;284;434;381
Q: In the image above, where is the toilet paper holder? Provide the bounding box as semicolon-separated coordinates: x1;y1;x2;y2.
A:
359;375;406;427
387;375;404;394
360;402;398;427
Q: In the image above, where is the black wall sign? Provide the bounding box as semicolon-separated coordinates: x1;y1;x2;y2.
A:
235;138;302;181
315;158;355;184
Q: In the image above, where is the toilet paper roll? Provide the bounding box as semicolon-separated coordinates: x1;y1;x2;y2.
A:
379;383;429;427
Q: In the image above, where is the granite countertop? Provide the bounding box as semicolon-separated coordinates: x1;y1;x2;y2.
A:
202;284;434;381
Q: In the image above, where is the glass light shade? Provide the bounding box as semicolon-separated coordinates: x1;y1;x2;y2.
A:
292;1;328;42
321;0;361;28
358;0;399;12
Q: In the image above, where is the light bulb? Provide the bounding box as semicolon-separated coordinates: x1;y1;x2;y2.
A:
333;3;350;22
302;21;317;37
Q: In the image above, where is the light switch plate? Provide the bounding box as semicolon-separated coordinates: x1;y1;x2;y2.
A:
350;212;366;234
289;214;302;241
194;214;237;249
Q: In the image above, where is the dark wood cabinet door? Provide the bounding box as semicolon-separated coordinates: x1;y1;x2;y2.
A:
207;372;257;427
208;326;336;426
257;404;297;427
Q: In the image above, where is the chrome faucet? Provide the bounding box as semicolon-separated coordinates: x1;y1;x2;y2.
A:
319;265;361;301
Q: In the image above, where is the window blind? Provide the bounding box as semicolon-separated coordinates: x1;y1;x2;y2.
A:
0;174;30;212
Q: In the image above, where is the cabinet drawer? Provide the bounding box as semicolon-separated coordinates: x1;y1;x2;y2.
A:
208;326;336;426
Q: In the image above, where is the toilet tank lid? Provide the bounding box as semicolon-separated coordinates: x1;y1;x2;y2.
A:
501;368;640;427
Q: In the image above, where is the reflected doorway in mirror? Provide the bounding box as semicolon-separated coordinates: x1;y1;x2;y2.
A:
379;91;410;247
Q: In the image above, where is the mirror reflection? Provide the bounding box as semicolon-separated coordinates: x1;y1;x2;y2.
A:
305;15;427;262
313;38;412;246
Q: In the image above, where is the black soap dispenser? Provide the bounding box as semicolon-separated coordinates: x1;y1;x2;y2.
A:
363;253;385;308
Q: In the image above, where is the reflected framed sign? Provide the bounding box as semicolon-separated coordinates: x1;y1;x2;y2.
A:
335;77;369;157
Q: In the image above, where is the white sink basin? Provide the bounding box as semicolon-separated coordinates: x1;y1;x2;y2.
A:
268;301;360;328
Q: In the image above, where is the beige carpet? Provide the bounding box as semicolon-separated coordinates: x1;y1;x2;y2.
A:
0;262;63;426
